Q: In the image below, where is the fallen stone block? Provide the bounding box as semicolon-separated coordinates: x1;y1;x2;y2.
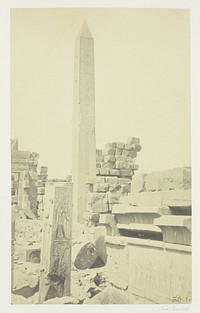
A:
74;242;105;270
162;189;191;207
89;226;107;263
154;215;191;245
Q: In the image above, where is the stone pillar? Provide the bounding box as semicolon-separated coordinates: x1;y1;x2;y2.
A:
72;21;96;223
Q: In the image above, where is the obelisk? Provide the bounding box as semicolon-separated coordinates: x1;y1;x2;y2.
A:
72;21;96;223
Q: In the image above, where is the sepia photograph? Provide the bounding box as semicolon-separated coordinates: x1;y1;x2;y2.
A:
0;1;198;310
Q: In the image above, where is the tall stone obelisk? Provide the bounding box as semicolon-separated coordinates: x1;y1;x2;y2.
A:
72;21;96;223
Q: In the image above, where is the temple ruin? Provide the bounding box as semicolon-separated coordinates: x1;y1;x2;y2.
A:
11;21;192;305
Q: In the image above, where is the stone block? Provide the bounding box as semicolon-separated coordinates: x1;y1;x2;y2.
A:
120;169;132;177
127;157;136;164
101;162;116;169
96;154;104;162
107;191;121;204
128;150;137;158
109;169;120;176
105;176;118;185
104;155;116;163
119;194;139;206
126;137;140;145
40;166;48;174
105;142;117;148
99;214;119;236
96;149;102;156
118;178;131;185
131;173;147;194
145;167;191;191
37;195;43;203
116;161;131;170
102;148;116;156
125;143;133;150
106;238;128;290
132;144;142;152
133;164;139;171
96;169;100;175
89;226;107;263
93;182;109;193
116;155;127;162
116;142;125;149
137;191;164;206
109;184;121;192
37;187;45;195
83;212;99;223
66;175;72;182
36;180;44;187
96;162;101;168
37;174;48;181
74;242;105;270
162;189;191;207
116;148;122;155
154;215;191;245
122;149;130;156
95;176;106;183
87;193;108;213
99;168;110;176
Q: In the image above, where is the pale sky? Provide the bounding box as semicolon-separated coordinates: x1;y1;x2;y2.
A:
11;8;191;179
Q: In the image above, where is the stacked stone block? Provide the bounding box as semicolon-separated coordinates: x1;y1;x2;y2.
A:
96;137;141;178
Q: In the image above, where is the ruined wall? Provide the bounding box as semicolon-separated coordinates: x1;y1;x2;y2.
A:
13;219;43;262
84;137;142;230
84;165;192;304
106;236;191;304
11;139;48;219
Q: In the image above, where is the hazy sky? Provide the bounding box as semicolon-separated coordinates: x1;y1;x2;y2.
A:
11;8;190;179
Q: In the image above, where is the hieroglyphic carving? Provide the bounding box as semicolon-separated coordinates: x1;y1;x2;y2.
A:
39;183;72;303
